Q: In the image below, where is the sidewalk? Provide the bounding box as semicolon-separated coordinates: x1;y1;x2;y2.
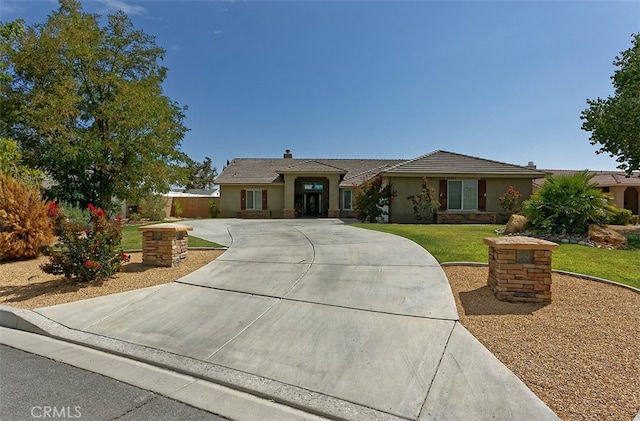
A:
0;219;559;420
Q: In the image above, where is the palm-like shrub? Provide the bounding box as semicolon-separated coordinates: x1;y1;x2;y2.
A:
522;171;613;235
0;173;54;260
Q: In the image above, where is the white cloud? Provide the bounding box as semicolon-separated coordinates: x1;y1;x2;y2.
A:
98;0;146;16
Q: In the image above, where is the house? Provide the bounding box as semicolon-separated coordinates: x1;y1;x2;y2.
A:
215;149;548;223
534;170;640;215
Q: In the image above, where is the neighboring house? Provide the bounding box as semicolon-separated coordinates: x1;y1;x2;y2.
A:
215;149;548;223
534;170;640;215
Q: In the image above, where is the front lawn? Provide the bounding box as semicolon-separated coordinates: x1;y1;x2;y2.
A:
354;223;640;289
121;224;222;250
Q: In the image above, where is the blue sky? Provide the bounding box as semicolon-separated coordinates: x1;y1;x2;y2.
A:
2;0;639;173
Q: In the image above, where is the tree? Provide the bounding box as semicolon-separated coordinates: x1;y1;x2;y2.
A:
407;178;440;223
0;137;43;185
182;156;218;190
353;174;396;223
0;0;189;211
581;33;640;176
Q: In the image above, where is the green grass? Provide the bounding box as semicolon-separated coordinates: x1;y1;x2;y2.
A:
354;223;640;289
121;224;222;250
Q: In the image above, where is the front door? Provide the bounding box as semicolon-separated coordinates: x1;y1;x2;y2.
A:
305;193;320;216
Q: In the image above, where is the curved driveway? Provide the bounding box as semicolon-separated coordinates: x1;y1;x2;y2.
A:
33;219;557;420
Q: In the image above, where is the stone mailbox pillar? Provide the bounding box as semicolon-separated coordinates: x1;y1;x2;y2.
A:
483;236;559;303
139;223;193;267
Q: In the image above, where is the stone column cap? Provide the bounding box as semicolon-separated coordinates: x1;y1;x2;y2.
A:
483;236;558;250
138;223;193;233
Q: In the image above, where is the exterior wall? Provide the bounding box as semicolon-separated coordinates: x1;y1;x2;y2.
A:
167;197;219;218
386;177;434;223
218;184;285;218
387;176;535;224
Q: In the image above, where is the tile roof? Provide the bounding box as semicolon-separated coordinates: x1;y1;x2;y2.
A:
534;170;640;188
216;158;404;186
215;150;549;186
383;150;548;177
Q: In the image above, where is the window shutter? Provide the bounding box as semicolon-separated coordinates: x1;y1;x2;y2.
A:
240;189;246;210
439;179;447;210
478;180;487;211
262;189;268;210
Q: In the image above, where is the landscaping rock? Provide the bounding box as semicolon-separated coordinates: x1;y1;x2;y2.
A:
588;225;627;248
504;214;528;234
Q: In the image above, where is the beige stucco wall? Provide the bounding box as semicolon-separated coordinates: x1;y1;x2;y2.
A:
219;184;285;218
387;176;535;223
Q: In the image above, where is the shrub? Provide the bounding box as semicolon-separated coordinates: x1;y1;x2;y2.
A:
631;214;639;225
608;207;632;225
59;201;91;227
354;174;396;223
0;173;54;260
498;186;523;217
41;204;128;282
407;178;440;223
522;171;613;235
137;194;167;220
172;199;183;218
208;199;218;218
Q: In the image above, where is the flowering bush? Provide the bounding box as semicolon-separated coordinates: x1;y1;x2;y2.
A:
41;203;128;282
353;174;396;223
407;178;440;223
498;186;523;216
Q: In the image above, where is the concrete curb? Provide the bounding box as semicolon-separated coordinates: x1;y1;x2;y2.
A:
440;262;640;294
0;305;405;421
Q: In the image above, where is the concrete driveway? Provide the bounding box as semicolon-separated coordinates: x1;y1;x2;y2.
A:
6;219;558;420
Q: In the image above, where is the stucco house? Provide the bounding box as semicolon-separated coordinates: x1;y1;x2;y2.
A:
215;149;548;224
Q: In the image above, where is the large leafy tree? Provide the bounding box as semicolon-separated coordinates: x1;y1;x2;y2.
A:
0;0;189;210
581;33;640;176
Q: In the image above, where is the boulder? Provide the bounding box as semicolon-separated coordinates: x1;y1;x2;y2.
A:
504;214;528;234
588;225;627;248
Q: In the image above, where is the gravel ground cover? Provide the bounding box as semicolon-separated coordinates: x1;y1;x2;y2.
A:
443;265;640;421
0;250;223;309
1;254;638;420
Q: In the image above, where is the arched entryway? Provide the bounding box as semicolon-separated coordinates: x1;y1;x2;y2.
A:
623;187;639;215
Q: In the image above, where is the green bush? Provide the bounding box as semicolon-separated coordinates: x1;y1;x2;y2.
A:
631;215;639;225
208;199;218;218
137;194;167;220
59;201;91;226
41;204;128;282
0;173;54;260
172;199;183;217
608;207;632;225
522;171;613;235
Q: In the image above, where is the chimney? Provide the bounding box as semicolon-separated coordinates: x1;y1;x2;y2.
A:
526;161;536;169
283;149;293;159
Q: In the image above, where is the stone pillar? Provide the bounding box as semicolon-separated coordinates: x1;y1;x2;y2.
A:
483;236;558;303
139;223;193;267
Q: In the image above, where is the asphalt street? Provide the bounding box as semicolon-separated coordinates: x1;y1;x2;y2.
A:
0;344;227;421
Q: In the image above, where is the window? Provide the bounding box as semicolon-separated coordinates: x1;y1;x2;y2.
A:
342;189;353;210
246;190;262;210
447;180;478;211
